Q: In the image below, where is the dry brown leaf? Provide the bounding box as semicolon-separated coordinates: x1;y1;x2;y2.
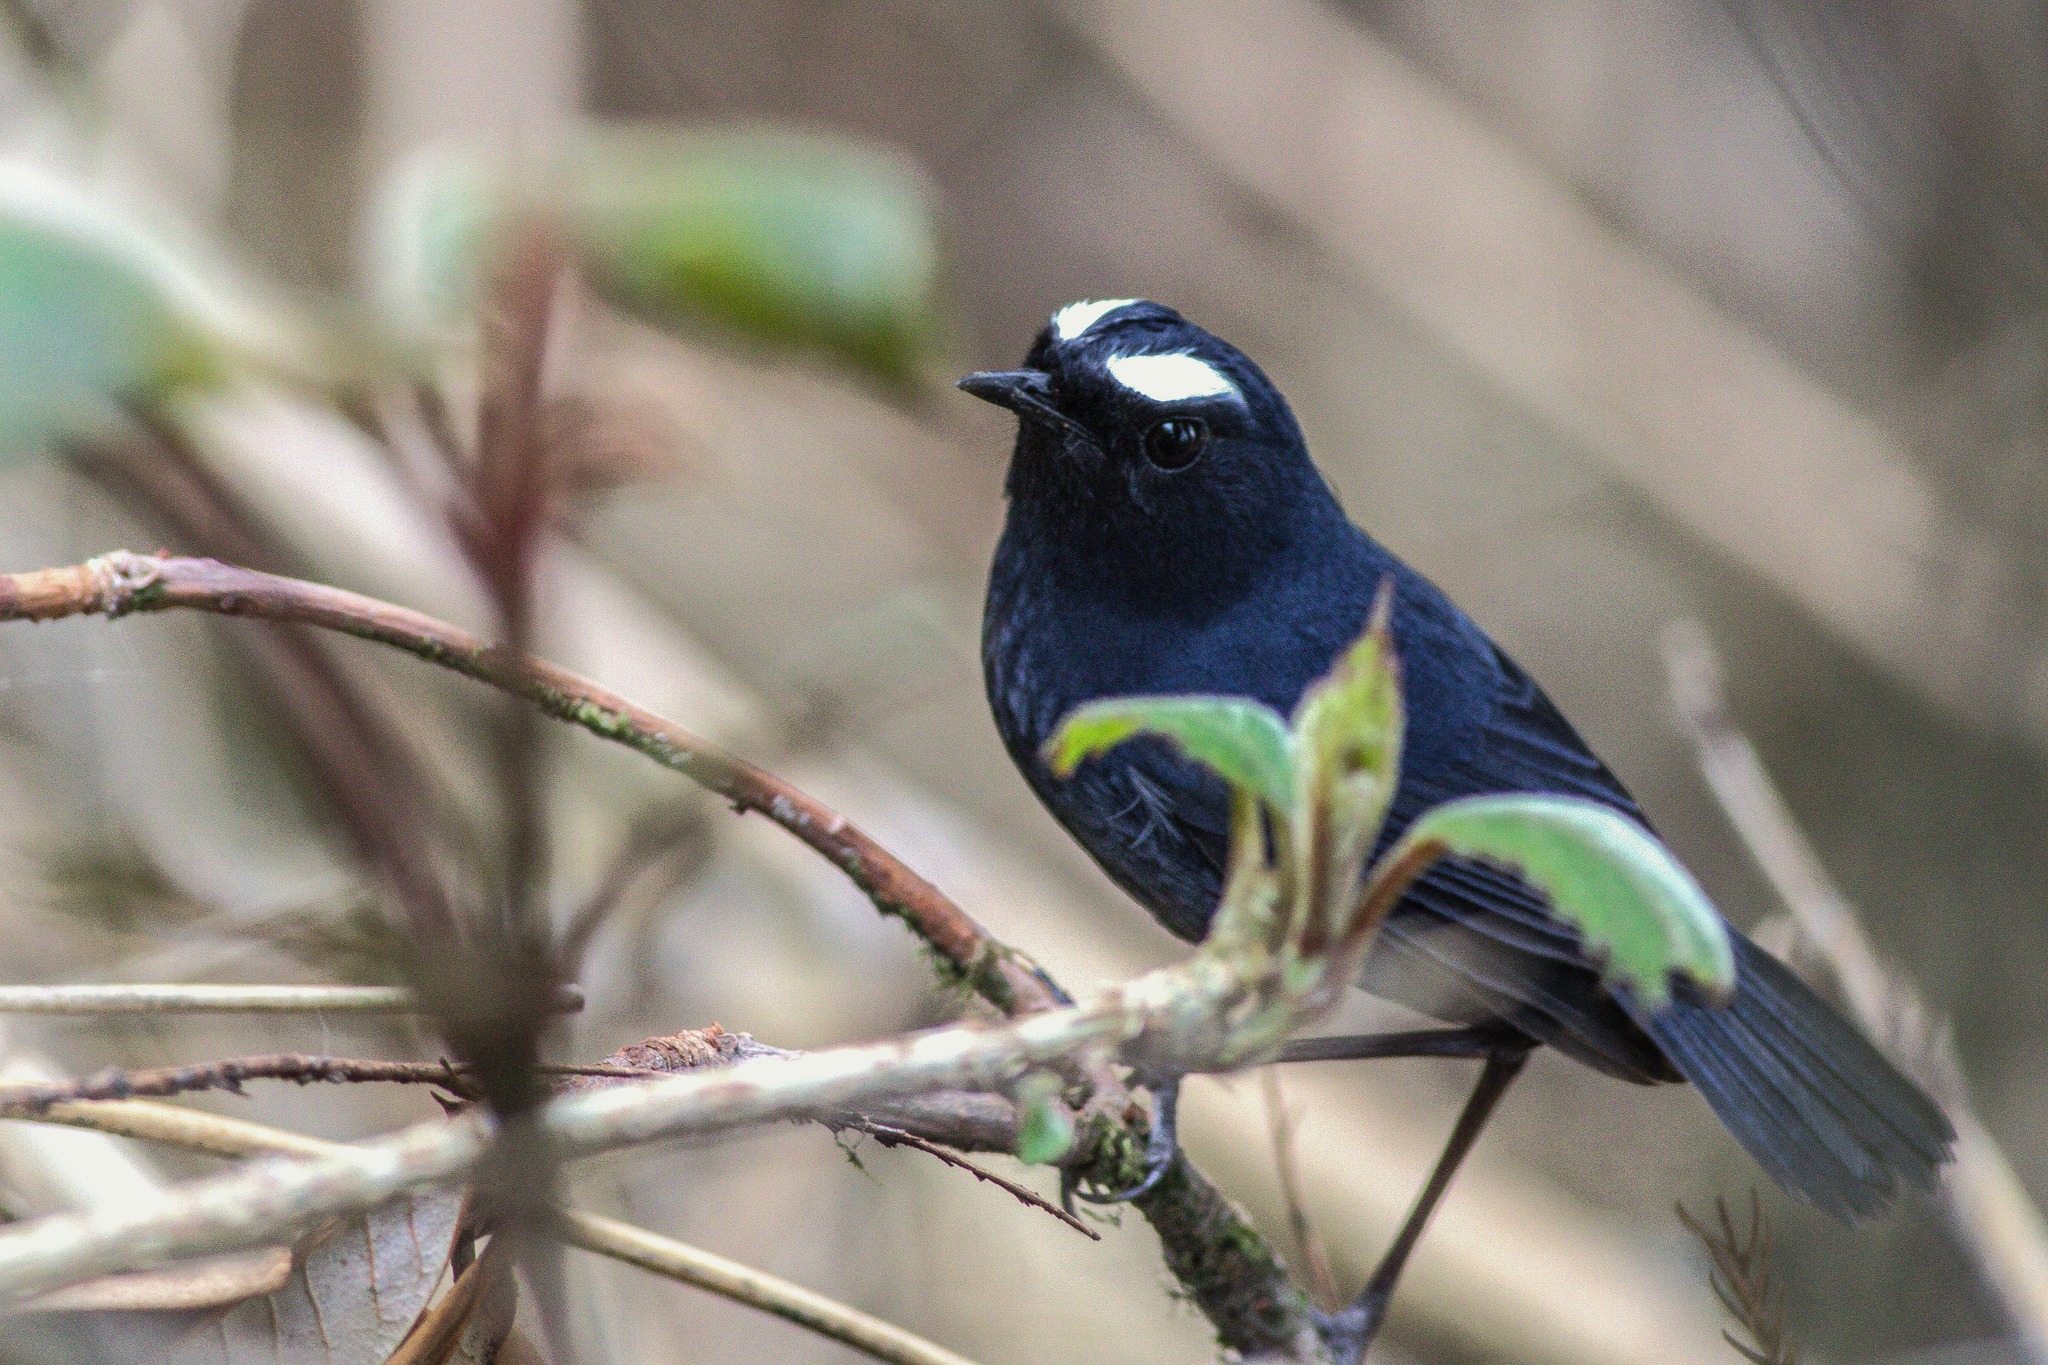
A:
165;1186;465;1365
446;1256;521;1365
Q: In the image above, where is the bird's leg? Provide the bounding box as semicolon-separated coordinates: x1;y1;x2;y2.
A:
1070;1026;1525;1208
1317;1039;1533;1363
1071;1073;1182;1205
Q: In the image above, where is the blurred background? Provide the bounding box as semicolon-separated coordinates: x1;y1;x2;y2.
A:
0;1;2041;1363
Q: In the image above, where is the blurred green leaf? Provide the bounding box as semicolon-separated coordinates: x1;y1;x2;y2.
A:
1044;695;1294;816
1013;1072;1074;1165
373;126;940;382
1384;794;1734;1008
0;162;275;443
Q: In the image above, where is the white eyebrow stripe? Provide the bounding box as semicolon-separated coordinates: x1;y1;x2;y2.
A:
1051;298;1140;340
1104;351;1240;404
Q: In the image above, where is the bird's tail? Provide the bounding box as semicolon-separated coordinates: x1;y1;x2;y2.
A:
1638;933;1953;1221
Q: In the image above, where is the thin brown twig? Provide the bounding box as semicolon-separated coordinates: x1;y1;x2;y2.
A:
0;552;1060;1019
1261;1066;1339;1307
858;1123;1099;1241
448;224;579;1363
0;1054;678;1116
1676;1194;1800;1365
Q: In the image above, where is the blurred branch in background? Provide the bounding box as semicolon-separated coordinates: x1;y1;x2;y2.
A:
0;983;579;1013
1663;621;2048;1362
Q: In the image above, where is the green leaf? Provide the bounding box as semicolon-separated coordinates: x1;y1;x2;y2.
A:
1044;695;1294;815
1289;584;1404;921
0;163;283;445
1383;794;1734;1008
372;126;940;382
1013;1073;1074;1166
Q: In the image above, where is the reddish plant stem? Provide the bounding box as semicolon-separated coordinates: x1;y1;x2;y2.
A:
0;553;1061;1018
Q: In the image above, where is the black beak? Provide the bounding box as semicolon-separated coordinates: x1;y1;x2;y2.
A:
957;369;1098;446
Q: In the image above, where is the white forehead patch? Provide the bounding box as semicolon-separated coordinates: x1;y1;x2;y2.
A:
1104;351;1240;404
1051;298;1140;340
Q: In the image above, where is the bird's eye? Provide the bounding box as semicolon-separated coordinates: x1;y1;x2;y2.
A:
1142;417;1208;471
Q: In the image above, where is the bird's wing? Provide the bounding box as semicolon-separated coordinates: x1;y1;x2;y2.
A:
1051;737;1235;944
1362;642;1679;1080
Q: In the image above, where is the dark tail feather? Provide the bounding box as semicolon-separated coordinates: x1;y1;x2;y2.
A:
1639;934;1954;1222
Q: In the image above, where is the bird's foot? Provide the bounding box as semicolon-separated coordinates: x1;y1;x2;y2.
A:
1068;1074;1181;1205
1314;1290;1391;1365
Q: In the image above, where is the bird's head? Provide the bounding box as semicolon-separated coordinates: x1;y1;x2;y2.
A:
960;300;1333;587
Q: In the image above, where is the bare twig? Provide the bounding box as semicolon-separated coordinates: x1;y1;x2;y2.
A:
1663;621;2048;1360
858;1124;1099;1240
580;1026;1023;1154
0;984;579;1014
0;1053;686;1116
1676;1194;1800;1365
1262;1067;1339;1308
4;1041;1021;1213
559;1210;988;1365
448;223;580;1362
0;553;1060;1019
0;1055;474;1113
13;1098;344;1159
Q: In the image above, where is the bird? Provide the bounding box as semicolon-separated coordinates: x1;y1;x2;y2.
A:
961;298;1953;1345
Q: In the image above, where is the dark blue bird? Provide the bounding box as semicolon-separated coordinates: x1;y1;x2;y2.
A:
963;299;1951;1342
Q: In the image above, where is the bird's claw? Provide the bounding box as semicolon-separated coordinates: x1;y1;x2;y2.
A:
1313;1293;1390;1365
1071;1075;1181;1205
